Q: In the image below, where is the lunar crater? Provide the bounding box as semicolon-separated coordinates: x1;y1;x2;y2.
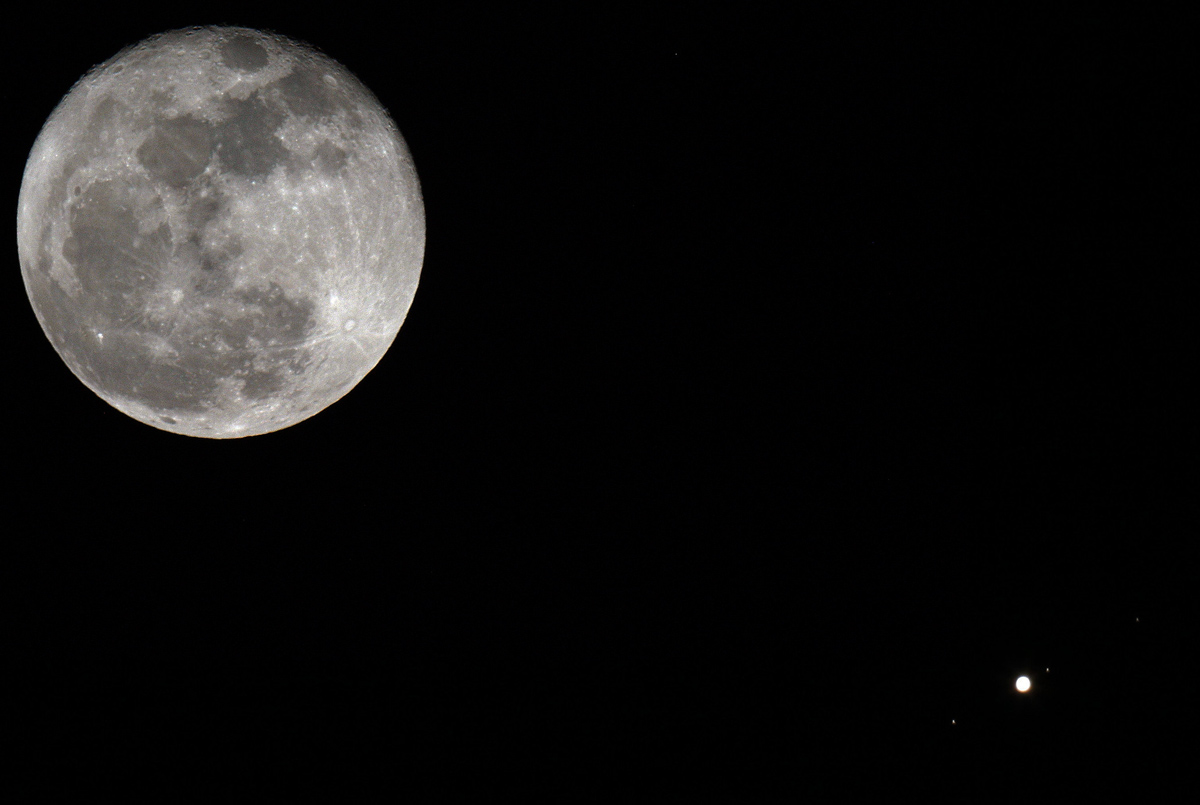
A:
219;34;270;72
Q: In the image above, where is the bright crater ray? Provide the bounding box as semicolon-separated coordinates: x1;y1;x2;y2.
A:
17;26;425;437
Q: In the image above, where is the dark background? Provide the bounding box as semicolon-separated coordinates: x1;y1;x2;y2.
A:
3;4;1194;796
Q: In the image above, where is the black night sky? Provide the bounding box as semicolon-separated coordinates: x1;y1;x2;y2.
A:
3;4;1194;796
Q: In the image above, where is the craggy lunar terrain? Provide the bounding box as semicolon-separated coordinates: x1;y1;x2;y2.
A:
17;27;425;437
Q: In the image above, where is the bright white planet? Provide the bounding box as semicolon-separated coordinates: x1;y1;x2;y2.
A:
1016;676;1031;692
17;26;425;437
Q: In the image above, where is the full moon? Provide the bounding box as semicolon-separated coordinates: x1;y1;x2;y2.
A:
17;26;425;437
1016;676;1031;692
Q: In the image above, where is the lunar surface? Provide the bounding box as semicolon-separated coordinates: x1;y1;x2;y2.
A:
1016;676;1031;692
17;26;424;437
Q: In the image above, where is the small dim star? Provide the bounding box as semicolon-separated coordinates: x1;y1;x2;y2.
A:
951;719;956;725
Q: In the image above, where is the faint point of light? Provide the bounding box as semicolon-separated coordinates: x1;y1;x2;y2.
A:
1016;676;1031;693
951;719;956;725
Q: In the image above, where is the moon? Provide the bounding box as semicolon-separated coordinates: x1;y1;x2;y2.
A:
1015;676;1031;692
17;26;425;438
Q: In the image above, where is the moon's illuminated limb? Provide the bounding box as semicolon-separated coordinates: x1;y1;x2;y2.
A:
17;26;424;437
1016;676;1031;692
